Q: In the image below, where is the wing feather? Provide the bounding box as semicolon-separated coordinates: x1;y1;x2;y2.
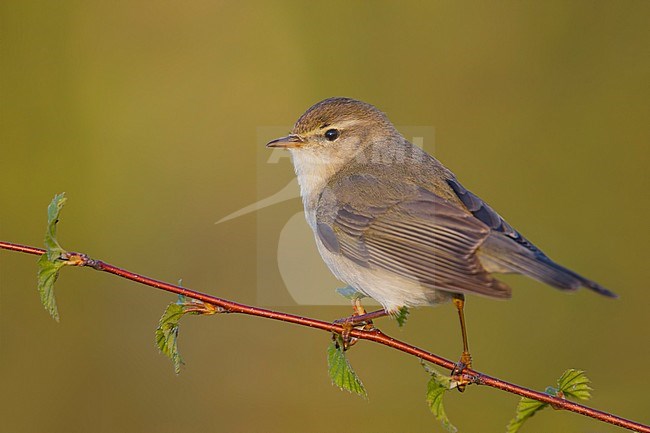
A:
318;184;511;299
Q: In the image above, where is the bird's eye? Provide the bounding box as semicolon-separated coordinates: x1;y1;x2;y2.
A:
324;128;340;141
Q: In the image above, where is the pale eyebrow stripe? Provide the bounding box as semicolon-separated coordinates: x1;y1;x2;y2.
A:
320;119;360;130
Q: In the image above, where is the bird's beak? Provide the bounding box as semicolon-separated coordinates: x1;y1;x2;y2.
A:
266;134;304;149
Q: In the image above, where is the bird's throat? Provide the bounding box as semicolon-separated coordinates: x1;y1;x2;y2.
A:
289;148;347;219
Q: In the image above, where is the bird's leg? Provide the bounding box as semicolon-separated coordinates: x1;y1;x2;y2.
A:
451;293;473;392
352;297;366;317
337;308;389;326
333;299;387;349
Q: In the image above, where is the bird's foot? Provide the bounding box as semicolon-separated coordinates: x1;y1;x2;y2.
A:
333;315;374;350
331;320;357;350
451;351;473;392
332;299;381;349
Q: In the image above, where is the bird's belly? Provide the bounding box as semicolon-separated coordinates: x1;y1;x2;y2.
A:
313;236;452;313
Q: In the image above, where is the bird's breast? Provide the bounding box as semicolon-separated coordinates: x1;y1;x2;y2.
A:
290;149;341;219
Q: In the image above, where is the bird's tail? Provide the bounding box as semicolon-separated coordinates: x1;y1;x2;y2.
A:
478;233;617;298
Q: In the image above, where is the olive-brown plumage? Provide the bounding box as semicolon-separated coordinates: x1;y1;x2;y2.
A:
267;97;615;373
267;97;615;314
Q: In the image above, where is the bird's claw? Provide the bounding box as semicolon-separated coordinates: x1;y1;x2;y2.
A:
333;320;356;349
333;299;376;349
333;316;375;350
451;351;473;392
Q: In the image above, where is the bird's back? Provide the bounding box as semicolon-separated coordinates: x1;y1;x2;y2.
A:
322;137;616;298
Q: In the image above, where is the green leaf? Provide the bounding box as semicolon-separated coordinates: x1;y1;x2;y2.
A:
36;254;65;322
44;192;67;261
156;300;186;374
395;306;409;327
425;366;457;433
335;285;365;300
155;295;219;374
506;369;593;432
557;369;592;401
506;397;548;433
327;338;367;399
36;193;68;321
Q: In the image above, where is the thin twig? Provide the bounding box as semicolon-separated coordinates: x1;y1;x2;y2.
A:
1;240;648;433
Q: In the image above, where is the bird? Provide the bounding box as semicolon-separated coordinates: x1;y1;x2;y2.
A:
266;97;616;376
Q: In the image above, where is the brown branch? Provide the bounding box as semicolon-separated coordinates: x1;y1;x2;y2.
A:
1;240;648;433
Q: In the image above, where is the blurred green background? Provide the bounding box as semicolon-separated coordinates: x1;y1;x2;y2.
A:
1;1;648;432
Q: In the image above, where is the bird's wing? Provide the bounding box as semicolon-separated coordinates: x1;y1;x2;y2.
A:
445;177;543;254
446;177;617;297
316;175;511;298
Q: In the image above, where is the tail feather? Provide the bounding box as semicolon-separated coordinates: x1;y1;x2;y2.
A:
535;254;618;298
479;233;617;298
